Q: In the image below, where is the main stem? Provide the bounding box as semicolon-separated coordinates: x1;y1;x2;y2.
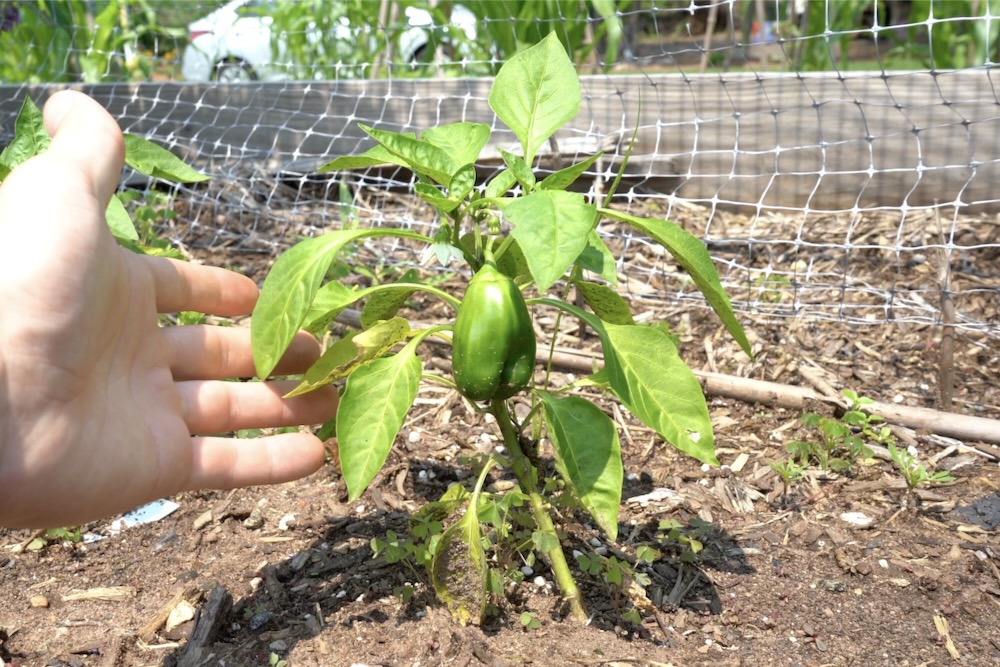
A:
489;399;588;622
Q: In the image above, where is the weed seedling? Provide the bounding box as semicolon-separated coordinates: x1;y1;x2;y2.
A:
887;442;955;505
769;458;808;507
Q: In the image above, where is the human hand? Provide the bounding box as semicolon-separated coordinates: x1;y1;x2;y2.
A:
0;91;337;529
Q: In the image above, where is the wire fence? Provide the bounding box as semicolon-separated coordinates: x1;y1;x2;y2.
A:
1;0;998;342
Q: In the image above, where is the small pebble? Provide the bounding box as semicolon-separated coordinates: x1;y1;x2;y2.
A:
407;430;421;444
242;509;264;530
277;514;296;531
29;595;49;608
520;566;534;577
533;576;547;588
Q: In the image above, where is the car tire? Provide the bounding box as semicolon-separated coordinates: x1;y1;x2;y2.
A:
213;58;257;82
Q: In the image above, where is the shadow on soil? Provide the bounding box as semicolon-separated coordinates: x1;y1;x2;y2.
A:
162;457;756;665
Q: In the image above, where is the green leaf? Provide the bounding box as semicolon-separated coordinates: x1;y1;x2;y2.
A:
105;193;139;241
599;209;752;358
337;344;422;500
0;97;49;171
505;190;596;291
422;122;491;169
360;284;421;329
414;182;460;212
319;138;414;172
361;124;457;186
252;228;429;378
603;323;717;465
500;148;536;190
484;168;517;200
449;163;477;202
575;229;618;285
302;281;364;335
489;32;581;165
539;392;622;540
286;317;412;398
430;458;495;627
123;134;209;183
574;281;634;325
539;151;603;191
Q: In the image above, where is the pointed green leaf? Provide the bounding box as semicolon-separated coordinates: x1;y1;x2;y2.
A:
449;163;477;201
431;459;494;626
539;392;622;540
484;168;517;200
286;317;411;397
361;124;457;186
360;284;421;329
500;148;536;190
574;281;634;325
0;97;49;172
575;229;618;285
414;182;461;212
337;346;422;500
599;209;751;358
319;136;415;172
252;228;430;378
539;151;603;191
603;323;717;465
489;32;581;165
422;122;492;169
105;193;139;241
302;281;364;335
505;190;596;291
123;134;209;183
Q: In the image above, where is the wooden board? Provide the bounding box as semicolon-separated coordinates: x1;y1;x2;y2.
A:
3;69;999;211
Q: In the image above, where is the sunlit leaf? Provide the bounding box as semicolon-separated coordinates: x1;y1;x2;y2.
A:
123;134;209;183
489;32;581;165
252;228;429;378
337;344;422;500
574;280;634;325
540;392;622;540
505;189;595;291
603;323;717;465
286;317;411;397
599;209;752;358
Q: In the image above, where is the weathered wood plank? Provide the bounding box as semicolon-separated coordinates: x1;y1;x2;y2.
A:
3;69;998;211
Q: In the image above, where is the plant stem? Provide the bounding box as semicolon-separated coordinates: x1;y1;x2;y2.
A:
490;399;588;622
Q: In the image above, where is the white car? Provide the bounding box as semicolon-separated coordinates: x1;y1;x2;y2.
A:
181;0;478;82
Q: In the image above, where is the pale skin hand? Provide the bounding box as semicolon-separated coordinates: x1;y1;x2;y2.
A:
0;90;337;529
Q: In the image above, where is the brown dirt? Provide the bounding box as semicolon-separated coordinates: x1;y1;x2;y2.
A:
2;193;1000;667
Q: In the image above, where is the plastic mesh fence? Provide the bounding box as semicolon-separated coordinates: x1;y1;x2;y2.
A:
0;0;998;342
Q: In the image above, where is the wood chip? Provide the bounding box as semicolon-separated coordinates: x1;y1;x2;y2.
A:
934;614;961;659
62;586;137;602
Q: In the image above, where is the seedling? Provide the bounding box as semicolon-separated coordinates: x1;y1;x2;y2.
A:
519;611;542;631
787;412;873;473
887;442;955;503
251;33;750;624
769;458;808;507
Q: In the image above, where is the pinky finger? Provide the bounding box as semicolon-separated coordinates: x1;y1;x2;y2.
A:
185;432;327;490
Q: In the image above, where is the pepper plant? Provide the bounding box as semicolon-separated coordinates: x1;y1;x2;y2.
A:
251;33;751;624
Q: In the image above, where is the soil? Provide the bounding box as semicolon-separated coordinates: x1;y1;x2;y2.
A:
2;189;1000;667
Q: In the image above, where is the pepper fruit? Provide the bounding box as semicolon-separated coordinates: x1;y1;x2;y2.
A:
452;262;536;401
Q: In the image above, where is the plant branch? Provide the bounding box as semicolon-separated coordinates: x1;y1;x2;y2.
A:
489;398;588;622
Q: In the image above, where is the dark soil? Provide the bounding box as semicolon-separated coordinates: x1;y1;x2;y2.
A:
2;294;999;667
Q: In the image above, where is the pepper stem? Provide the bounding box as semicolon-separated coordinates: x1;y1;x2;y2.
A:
489;398;588;622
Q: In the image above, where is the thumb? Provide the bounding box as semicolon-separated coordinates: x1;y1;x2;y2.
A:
42;90;125;207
